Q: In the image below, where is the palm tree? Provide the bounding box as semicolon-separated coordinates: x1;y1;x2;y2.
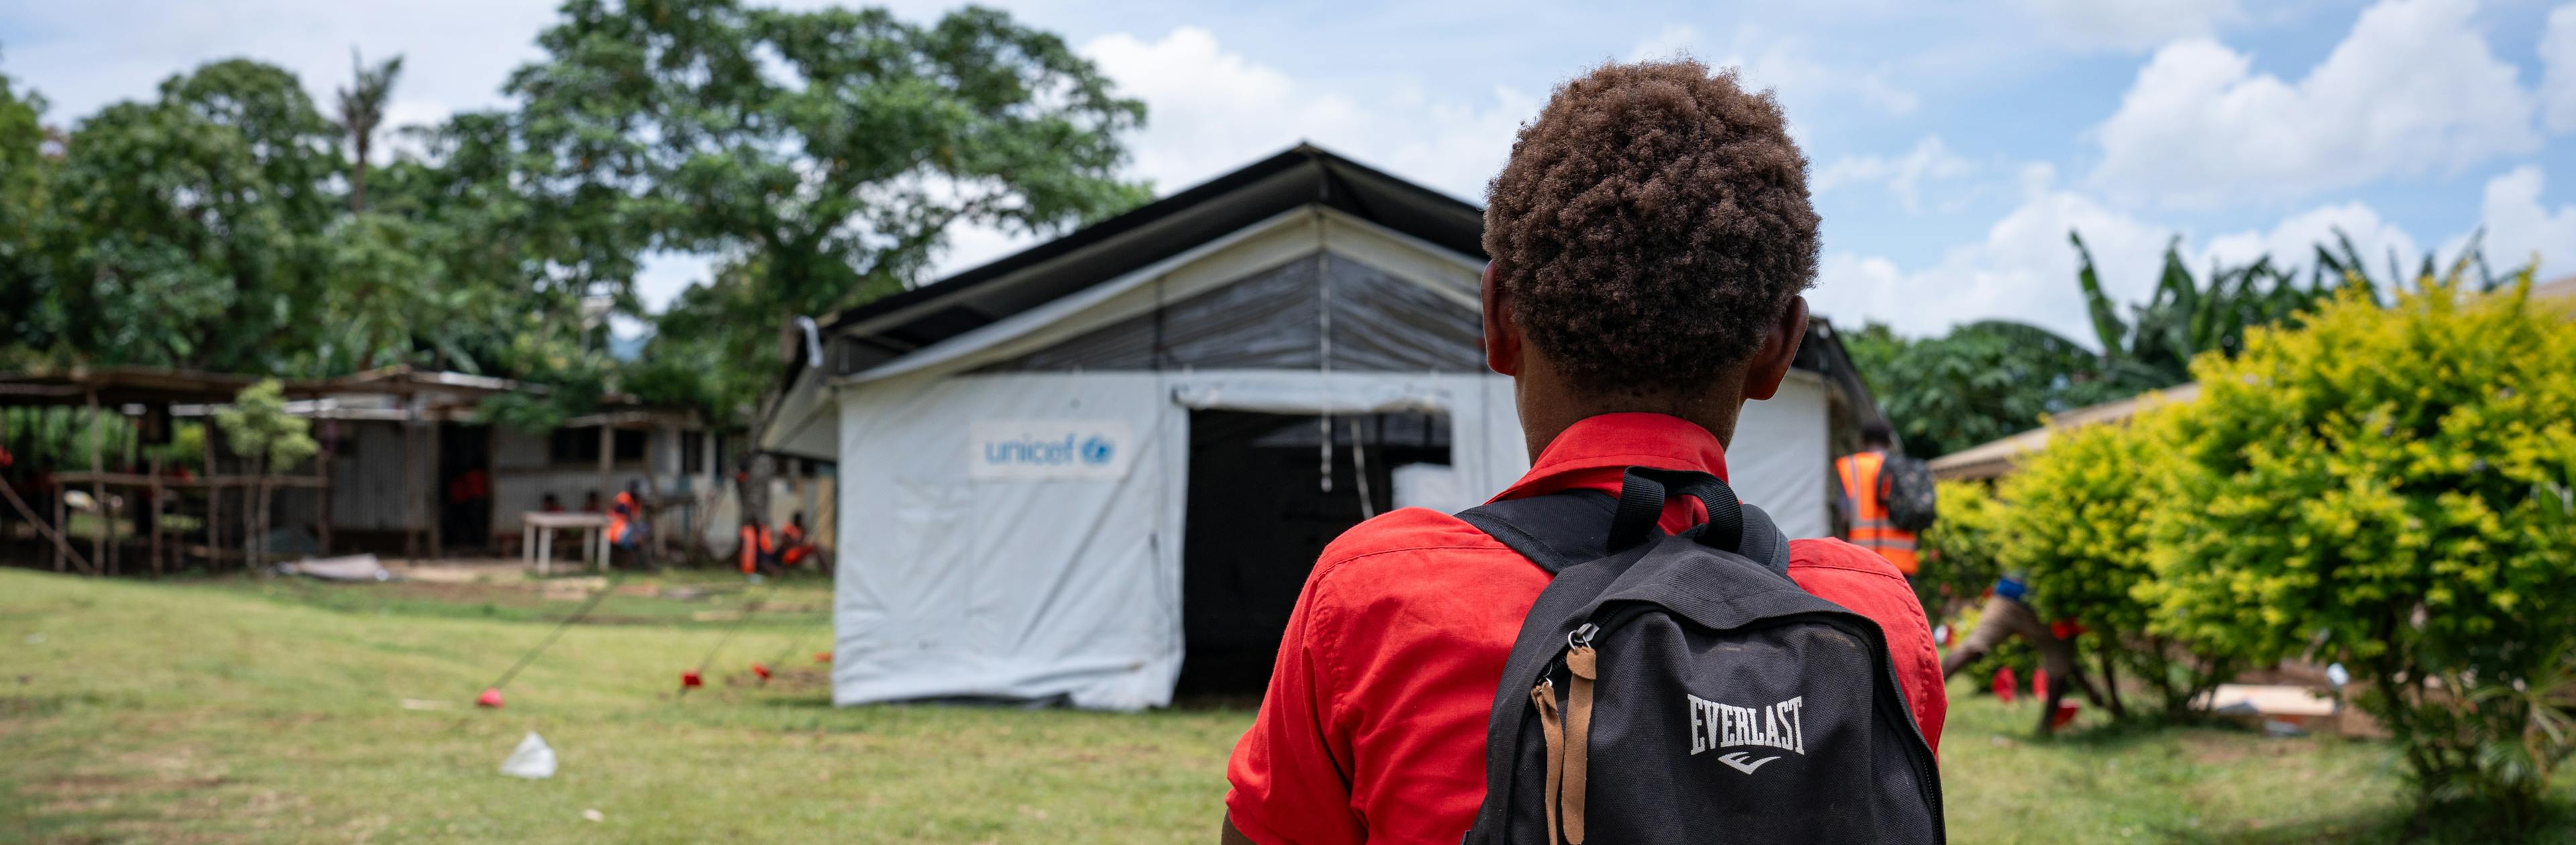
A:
335;50;404;213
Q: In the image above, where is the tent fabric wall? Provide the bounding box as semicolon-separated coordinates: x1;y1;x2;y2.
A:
829;369;1526;710
1729;372;1834;539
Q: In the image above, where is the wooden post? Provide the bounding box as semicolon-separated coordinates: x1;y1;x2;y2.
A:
426;418;443;561
595;421;612;520
316;417;333;556
203;415;221;571
482;425;499;557
148;455;164;577
87;391;105;576
1;474;91;575
402;411;419;563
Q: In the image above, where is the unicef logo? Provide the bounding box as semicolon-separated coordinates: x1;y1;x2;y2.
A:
970;421;1132;480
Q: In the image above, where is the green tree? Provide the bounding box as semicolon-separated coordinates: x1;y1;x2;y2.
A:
213;379;320;565
334;50;404;213
2143;267;2576;822
0;61;53;365
2072;231;2348;388
32;59;342;372
496;0;1148;421
1845;319;2141;458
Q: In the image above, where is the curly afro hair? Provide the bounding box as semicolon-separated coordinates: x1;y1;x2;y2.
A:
1484;59;1819;397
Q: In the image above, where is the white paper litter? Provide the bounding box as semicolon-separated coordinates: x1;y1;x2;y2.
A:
500;731;557;779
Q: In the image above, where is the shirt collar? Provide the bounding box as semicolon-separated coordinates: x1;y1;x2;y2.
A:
1489;412;1731;503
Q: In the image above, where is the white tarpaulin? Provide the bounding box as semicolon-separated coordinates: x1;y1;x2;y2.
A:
830;370;1528;710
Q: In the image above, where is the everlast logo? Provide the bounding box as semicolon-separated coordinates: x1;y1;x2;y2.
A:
1686;693;1805;775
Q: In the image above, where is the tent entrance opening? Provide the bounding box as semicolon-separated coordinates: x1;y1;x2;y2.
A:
1177;409;1452;697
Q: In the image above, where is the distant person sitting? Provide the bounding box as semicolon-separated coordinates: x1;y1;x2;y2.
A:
779;512;825;573
737;516;780;576
581;491;602;513
1941;574;2110;735
608;482;649;569
540;493;564;514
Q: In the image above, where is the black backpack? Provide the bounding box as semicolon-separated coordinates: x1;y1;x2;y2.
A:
1456;468;1943;845
1877;455;1939;532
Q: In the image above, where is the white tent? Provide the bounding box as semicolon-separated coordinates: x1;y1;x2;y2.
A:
761;145;1890;710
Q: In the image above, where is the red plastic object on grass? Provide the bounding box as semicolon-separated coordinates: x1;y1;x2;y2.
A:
1992;667;2019;703
680;669;703;689
751;662;772;682
814;651;832;663
476;687;505;708
2051;701;2081;729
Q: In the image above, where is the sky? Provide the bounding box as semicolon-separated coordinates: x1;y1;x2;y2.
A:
6;0;2575;344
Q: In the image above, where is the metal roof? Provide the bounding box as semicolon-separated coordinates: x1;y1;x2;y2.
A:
808;144;1487;377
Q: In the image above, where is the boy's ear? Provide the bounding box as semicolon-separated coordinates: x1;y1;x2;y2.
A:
1481;262;1521;376
1741;296;1809;402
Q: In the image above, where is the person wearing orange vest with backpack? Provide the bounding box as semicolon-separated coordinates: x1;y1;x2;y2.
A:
1836;421;1937;579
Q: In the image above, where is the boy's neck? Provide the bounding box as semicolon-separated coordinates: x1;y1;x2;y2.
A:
1514;357;1746;461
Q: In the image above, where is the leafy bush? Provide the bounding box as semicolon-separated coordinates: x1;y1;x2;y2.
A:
2143;274;2576;819
1917;480;2008;618
1998;403;2233;718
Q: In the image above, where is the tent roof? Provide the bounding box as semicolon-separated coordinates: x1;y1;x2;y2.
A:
808;144;1485;377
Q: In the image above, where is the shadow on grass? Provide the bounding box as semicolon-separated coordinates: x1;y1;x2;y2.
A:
2165;801;2573;845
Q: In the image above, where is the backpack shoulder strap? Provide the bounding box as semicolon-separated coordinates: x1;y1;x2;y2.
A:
1454;490;1619;574
1455;480;1792;578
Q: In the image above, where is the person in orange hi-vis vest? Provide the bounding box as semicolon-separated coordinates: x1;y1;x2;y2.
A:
1835;421;1919;578
739;517;777;575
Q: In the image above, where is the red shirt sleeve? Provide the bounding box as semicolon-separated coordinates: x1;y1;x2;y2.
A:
1225;558;1366;845
1226;510;1550;845
1785;539;1948;753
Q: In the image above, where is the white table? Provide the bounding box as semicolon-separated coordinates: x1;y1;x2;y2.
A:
521;512;612;575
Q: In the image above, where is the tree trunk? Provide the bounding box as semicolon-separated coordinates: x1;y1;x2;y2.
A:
2097;647;2129;720
350;134;370;214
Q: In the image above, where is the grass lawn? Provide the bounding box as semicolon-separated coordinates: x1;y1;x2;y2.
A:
2;567;2567;843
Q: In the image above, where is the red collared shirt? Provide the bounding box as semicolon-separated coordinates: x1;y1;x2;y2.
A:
1225;413;1947;845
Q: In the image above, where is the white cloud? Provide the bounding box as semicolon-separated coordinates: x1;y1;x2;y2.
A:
1813;173;2176;343
1811;171;2458;342
1079;26;1529;202
1814;136;1974;213
2021;0;2243;51
1625;24;1919;117
2542;4;2576;133
2090;0;2539;209
2201;201;2420;274
2453;166;2576;278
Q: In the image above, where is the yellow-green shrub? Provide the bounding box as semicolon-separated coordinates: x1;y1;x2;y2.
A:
1998;402;2233;716
1917;480;2006;618
2143;275;2576;817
